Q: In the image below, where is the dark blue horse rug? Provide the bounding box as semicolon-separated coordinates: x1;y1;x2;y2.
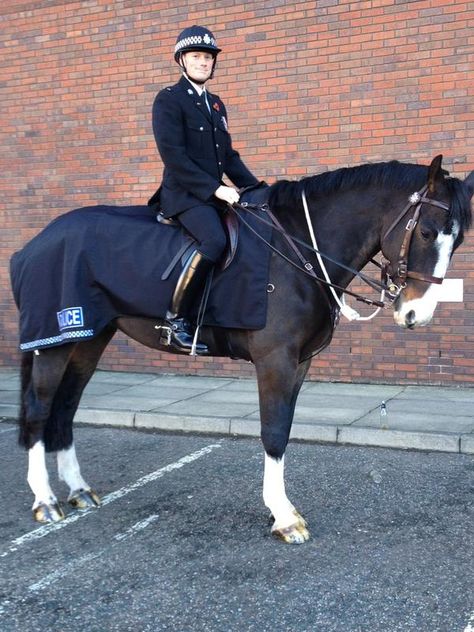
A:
10;200;272;352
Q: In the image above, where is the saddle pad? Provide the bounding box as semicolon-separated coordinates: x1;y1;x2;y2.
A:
10;202;272;351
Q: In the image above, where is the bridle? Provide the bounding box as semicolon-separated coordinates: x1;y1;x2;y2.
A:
380;184;450;296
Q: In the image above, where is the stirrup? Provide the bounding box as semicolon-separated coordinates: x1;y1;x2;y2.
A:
155;321;208;355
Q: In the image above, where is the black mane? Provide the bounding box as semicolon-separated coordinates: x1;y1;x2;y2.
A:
445;176;472;232
268;160;472;232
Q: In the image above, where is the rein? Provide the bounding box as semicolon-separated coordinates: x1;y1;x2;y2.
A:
233;183;451;321
231;203;385;310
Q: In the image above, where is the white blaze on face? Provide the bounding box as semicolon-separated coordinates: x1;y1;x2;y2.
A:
393;222;459;327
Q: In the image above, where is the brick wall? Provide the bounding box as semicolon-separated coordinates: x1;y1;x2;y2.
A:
1;0;473;385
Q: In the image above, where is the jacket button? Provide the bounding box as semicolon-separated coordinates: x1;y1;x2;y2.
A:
199;127;204;131
215;143;219;148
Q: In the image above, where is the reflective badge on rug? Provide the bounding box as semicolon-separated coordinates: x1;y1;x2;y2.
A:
57;307;84;330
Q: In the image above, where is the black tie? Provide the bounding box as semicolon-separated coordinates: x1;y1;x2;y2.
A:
202;90;211;115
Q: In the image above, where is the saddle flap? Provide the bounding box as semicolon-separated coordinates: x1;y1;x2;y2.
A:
220;181;269;271
221;208;239;271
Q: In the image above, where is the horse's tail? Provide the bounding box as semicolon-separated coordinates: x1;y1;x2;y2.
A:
18;351;34;448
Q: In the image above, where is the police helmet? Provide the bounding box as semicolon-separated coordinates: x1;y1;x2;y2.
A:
174;26;221;63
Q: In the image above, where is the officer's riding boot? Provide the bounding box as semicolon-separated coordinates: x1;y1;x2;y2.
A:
160;250;213;354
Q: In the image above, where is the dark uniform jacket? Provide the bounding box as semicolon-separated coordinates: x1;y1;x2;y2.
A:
150;76;258;217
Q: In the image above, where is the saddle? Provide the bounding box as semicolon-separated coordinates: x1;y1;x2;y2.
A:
153;181;269;277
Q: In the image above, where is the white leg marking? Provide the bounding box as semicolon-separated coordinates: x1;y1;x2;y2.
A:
57;444;90;497
263;453;297;530
394;230;457;327
27;441;57;509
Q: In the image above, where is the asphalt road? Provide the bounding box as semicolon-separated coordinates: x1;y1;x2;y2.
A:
0;422;473;632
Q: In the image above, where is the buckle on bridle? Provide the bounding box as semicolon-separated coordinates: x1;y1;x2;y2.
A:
397;261;408;278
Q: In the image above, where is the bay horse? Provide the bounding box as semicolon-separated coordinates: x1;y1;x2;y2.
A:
15;156;474;544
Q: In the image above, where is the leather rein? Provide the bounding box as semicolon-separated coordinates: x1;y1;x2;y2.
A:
232;183;451;318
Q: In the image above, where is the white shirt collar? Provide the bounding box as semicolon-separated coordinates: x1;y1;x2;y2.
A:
184;76;207;97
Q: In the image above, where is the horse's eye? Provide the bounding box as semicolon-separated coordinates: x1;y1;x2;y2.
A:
419;223;437;242
420;229;431;240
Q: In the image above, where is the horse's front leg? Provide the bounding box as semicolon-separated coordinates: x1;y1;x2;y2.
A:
263;453;308;544
57;444;100;510
257;356;311;544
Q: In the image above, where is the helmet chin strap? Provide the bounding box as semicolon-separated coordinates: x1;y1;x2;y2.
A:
182;70;207;86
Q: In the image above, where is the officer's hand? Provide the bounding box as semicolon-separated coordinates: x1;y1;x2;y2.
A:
214;185;240;205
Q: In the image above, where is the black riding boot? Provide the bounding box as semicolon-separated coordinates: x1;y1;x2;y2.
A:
159;250;213;354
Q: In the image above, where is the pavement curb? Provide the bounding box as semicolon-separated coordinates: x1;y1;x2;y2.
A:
69;407;468;454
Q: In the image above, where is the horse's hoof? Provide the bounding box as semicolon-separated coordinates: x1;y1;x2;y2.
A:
272;521;310;544
272;523;310;544
68;489;101;510
33;501;65;523
292;509;308;528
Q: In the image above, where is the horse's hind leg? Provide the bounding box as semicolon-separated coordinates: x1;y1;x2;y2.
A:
21;328;114;523
57;444;100;511
20;345;74;522
256;354;312;544
53;328;115;512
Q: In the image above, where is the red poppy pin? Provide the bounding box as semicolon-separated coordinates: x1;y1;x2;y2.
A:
213;102;220;112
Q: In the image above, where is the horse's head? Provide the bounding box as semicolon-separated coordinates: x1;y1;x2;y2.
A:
381;155;474;329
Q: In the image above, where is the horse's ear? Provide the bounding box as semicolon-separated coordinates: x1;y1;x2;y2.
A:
427;155;444;192
464;170;474;200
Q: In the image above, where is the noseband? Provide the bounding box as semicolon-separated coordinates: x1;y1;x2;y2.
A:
381;184;450;296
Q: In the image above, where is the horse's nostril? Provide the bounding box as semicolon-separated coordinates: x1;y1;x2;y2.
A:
405;310;416;328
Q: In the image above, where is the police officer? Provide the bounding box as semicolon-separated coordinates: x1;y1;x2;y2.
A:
151;25;259;354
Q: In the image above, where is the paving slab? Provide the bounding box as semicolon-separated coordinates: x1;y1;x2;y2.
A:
353;410;474;434
80;394;180;412
157;399;259;418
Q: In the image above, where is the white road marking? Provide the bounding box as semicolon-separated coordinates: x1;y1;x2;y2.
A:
28;551;102;593
1;443;221;559
113;514;159;542
28;513;160;593
464;612;474;632
0;426;15;435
